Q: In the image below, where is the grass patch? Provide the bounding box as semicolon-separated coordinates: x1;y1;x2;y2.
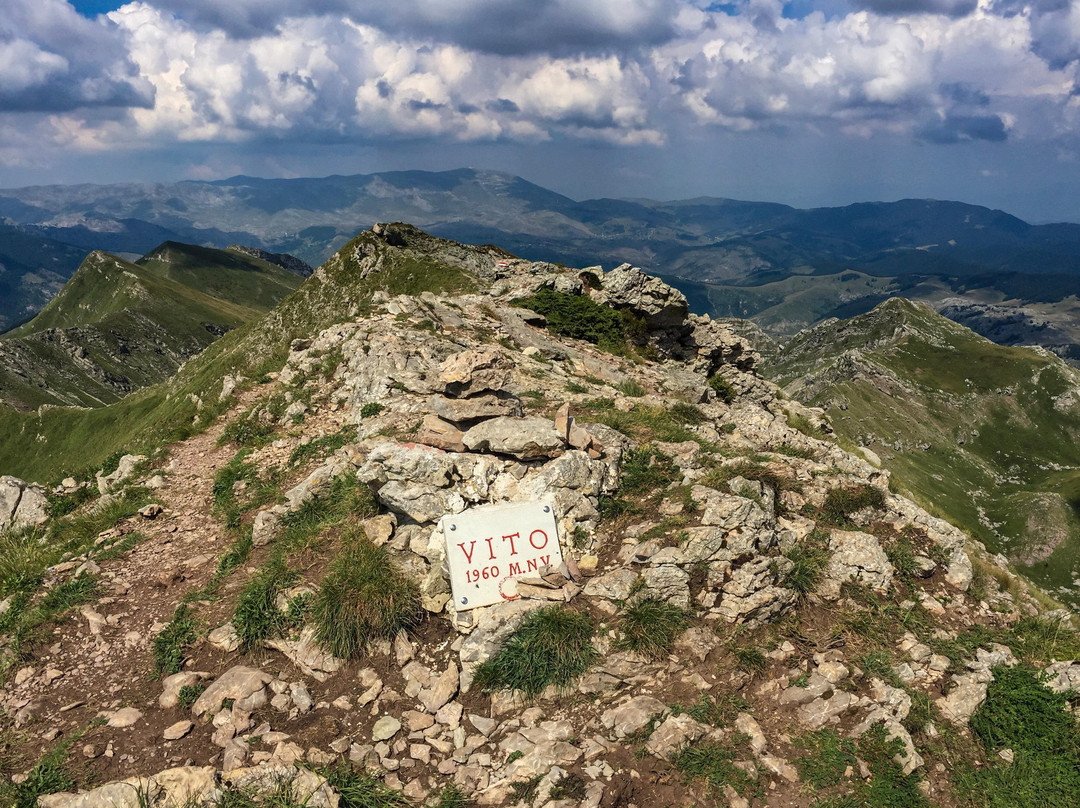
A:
565;381;588;394
703;459;802;495
820;484;886;526
154;604;197;675
359;402;384;419
312;532;421;659
619;446;680;497
288;427;354;467
218;409;275;448
674;692;750;727
794;729;858;789
674;739;756;799
233;560;297;651
732;645;769;675
11;745;74;808
429;784;469;808
615;379;646;397
473;605;598;698
319;763;411;808
615;598;688;659
783;528;831;596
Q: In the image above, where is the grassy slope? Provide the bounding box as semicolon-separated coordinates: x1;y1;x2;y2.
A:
768;298;1080;603
0;248;304;409
0;226;479;482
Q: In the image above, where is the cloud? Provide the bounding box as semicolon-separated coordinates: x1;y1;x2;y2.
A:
142;0;683;55
918;112;1008;143
848;0;977;17
0;0;153;112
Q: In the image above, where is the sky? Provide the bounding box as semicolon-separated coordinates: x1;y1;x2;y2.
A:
0;0;1079;221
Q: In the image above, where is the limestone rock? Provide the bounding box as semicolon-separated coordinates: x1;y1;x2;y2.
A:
601;696;668;739
265;626;343;682
462;416;567;460
192;666;272;718
594;264;689;329
0;476;49;533
414;414;466;452
822;530;894;598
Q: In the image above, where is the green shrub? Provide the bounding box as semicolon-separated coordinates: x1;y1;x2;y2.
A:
359;402;384;419
821;484;886;525
707;374;736;404
473;605;597;697
616;598;688;659
177;683;205;710
313;535;421;659
288;428;353;467
154;604;197;675
510;287;645;355
13;747;73;808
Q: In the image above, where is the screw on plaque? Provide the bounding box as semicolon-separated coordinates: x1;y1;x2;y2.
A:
461;597;468;604
449;524;456;531
543;505;550;513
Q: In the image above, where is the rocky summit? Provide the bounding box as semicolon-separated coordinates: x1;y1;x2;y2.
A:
1;223;1077;808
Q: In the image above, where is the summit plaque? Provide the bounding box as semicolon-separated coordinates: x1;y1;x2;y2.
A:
441;500;563;611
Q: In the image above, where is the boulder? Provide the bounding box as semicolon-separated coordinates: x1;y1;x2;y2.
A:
601;696;669;739
95;455;146;495
821;530;894;598
414;414;467;452
192;666;272;718
431;393;523;423
594;264;689;329
0;476;50;533
462;417;567;460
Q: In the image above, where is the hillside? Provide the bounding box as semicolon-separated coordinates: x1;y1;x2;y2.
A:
767;298;1080;605
0;222;87;333
0;244;303;409
1;224;1078;808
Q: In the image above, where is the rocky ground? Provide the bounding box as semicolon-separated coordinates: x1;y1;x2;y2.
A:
1;225;1077;808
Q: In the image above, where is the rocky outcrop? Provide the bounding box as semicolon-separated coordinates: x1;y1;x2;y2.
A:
0;475;49;533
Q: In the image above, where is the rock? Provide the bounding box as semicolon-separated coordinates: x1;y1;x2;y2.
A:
362;514;396;546
438;348;511;397
290;682;314;713
252;508;284;547
583;568;638;601
431;393;523;423
1044;661;1080;693
372;716;402;742
95;455;146;494
601;696;668;739
0;475;50;533
159;671;207;709
207;623;241;653
419;663;460;714
265;626;343;682
139;503;164;519
735;713;767;755
105;707;143;728
462;416;566;460
645;713;709;759
642;564;691;609
192;666;272;718
164;720;194;740
414;414;467;452
822;530;894;598
221;765;338;808
936;676;988;725
593;264;689;329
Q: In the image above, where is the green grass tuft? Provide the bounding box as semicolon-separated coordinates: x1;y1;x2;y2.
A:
619;446;680;497
154;604;197;675
615;598;688;659
783;528;830;596
511;287;646;356
707;374;736;404
473;605;598;698
820;484;886;526
312;533;421;659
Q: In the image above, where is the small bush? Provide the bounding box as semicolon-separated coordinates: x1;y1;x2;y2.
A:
313;534;421;659
669;402;707;424
13;747;73;808
473;605;597;697
510;287;645;355
707;374;736;404
821;484;886;525
320;763;411;808
154;604;197;675
177;683;205;710
219;411;274;448
597;494;638;519
359;402;384;419
616;598;688;659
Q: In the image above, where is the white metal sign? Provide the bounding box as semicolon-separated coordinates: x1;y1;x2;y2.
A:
441;500;563;611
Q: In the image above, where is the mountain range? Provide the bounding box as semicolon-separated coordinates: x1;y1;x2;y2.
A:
4;168;1080;357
